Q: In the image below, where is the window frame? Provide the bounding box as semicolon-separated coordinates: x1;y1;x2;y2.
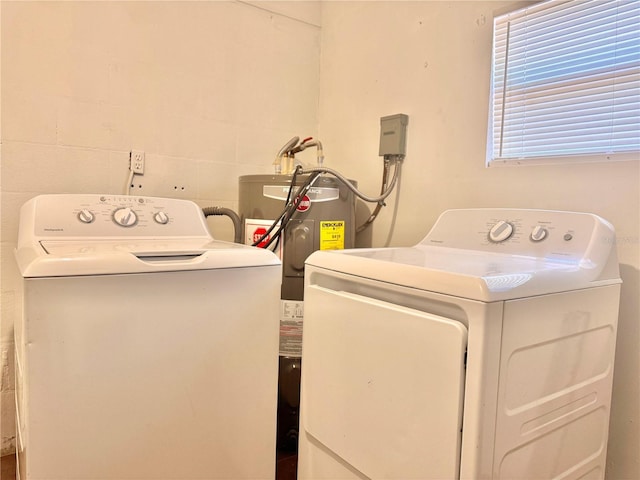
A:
486;0;640;167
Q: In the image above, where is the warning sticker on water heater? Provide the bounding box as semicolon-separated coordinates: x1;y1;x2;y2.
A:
244;218;283;259
280;300;303;357
320;220;345;250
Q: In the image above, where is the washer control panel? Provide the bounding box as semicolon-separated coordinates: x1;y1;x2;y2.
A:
27;194;210;239
422;208;616;262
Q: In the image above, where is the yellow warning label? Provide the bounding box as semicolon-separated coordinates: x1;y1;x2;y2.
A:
320;220;345;250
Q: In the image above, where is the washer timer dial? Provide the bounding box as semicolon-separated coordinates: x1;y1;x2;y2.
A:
488;220;514;243
112;207;138;227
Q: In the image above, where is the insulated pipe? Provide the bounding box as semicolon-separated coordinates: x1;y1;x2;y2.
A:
202;207;242;244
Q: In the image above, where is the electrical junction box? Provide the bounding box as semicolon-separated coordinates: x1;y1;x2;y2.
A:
379;114;408;157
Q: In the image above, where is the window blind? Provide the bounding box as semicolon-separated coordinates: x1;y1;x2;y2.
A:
487;0;640;165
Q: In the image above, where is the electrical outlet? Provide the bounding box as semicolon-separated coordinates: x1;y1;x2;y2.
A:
131;150;145;174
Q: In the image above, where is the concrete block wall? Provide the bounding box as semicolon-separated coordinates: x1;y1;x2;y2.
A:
0;0;321;456
1;2;638;479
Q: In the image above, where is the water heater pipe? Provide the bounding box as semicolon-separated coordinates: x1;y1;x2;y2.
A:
290;138;324;167
273;136;300;174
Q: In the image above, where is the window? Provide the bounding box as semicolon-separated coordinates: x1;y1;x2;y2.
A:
487;0;640;166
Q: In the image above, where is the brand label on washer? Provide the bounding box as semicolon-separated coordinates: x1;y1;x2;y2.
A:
320;220;345;250
280;300;303;357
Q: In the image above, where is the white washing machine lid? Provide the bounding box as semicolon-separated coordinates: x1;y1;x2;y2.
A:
17;238;280;278
15;194;280;278
306;208;621;302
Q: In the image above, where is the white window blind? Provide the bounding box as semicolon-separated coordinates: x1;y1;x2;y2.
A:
487;0;640;166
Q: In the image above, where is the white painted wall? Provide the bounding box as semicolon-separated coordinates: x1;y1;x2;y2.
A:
317;2;639;479
0;0;321;457
1;1;638;479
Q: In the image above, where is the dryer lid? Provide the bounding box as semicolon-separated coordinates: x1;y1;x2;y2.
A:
306;208;621;301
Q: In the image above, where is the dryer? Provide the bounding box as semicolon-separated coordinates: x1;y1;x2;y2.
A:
298;208;621;480
14;194;281;480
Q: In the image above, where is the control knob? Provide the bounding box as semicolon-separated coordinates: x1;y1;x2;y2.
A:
154;211;169;225
113;207;137;227
488;220;514;243
77;209;95;224
530;226;548;242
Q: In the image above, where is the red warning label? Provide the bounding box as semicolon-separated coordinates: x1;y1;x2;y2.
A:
253;227;269;247
245;218;283;258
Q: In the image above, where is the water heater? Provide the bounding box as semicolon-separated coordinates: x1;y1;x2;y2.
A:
239;173;357;451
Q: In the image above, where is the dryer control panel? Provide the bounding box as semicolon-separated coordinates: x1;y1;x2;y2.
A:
421;208;616;266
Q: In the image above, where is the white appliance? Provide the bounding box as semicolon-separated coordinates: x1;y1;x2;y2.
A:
297;208;621;480
14;194;281;480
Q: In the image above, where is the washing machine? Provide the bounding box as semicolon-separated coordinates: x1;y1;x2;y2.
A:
14;194;281;480
297;208;621;480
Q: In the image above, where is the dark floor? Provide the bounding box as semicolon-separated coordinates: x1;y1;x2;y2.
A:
0;452;295;480
276;451;298;480
1;454;16;480
0;452;296;480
